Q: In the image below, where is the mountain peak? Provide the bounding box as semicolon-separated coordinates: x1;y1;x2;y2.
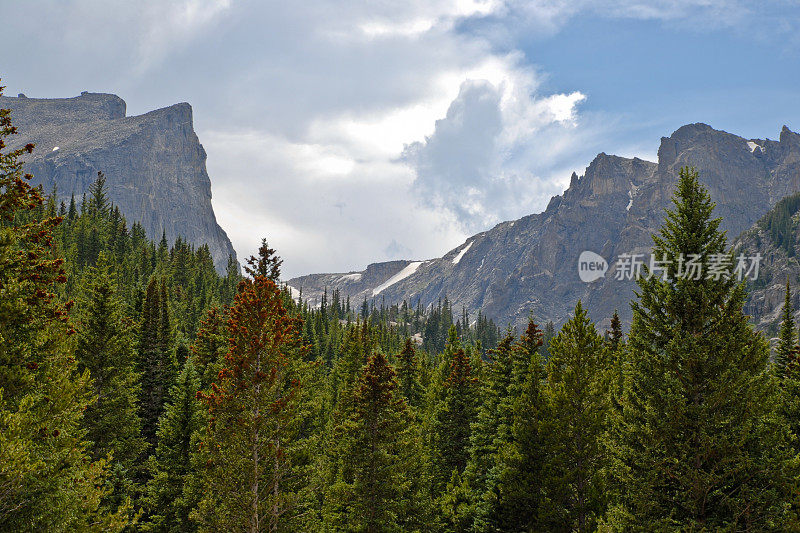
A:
0;92;235;270
780;125;799;144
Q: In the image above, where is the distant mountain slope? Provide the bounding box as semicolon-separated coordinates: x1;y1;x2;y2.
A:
0;92;236;271
735;192;800;335
289;123;800;330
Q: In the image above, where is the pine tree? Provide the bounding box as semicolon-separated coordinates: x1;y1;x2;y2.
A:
244;238;283;282
143;359;204;533
74;253;147;505
190;306;229;391
396;338;424;411
325;352;428;531
195;258;312;532
606;167;796;530
777;279;797;379
484;337;547;532
430;347;478;493
606;310;626;415
541;321;556;361
139;276;175;445
67;192;77;221
87;171;110;219
472;319;544;531
0;83;130;530
606;311;623;352
458;331;515;528
539;302;609;532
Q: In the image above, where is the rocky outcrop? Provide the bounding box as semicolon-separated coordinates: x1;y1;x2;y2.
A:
289;123;800;331
0;92;236;271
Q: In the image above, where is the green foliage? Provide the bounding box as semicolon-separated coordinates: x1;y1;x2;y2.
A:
7;78;800;533
143;359;204;533
606;167;797;530
430;346;479;496
139;276;177;445
470;319;545;532
0;84;131;531
759;191;800;256
324;351;430;532
539;302;610;532
195;267;313;532
396;338;424;411
777;279;797;379
74;252;148;506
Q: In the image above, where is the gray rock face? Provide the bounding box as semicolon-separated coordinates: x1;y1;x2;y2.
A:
289;260;413;306
733;193;800;337
289;123;800;331
0;92;236;271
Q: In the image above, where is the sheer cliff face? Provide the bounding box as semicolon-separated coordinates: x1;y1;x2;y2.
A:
0;92;236;271
290;123;800;331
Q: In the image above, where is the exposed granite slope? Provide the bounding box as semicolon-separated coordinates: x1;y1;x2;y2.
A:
290;123;800;330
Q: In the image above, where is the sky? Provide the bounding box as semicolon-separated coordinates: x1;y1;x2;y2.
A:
2;0;800;278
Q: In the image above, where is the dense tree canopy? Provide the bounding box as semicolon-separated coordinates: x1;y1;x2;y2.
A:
3;87;800;531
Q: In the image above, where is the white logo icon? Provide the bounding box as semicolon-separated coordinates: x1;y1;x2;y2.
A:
578;251;608;283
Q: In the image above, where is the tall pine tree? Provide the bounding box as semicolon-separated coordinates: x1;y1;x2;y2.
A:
777;279;797;379
196;251;312;532
539;302;609;532
139;276;175;445
0;83;130;530
74;252;147;506
324;351;429;531
606;167;796;530
143;359;204;533
396;338;424;411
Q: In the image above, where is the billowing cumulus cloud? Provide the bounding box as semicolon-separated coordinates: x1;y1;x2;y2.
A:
1;0;798;277
402;73;586;231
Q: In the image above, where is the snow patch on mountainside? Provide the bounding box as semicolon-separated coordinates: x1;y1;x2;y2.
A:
372;261;422;296
286;284;301;300
626;182;640;212
338;272;362;282
452;241;473;265
747;141;760;152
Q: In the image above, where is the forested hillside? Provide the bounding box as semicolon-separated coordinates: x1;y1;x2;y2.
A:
3;88;800;531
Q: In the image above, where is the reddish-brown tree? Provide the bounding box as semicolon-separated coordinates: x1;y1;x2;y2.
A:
196;269;310;533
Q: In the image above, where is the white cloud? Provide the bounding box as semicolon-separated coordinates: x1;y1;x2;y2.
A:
3;0;796;278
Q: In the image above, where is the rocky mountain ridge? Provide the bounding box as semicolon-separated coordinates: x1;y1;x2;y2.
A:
0;91;236;271
289;123;800;331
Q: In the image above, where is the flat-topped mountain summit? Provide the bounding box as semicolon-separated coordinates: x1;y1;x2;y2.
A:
0;91;236;271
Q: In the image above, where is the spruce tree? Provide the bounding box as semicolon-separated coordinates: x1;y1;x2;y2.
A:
139;276;175;445
324;352;428;531
0;84;130;530
606;310;626;415
143;359;203;533
396;338;424;411
190;306;229;391
244;238;283;282
606;310;623;352
606;167;796;530
87;171;110;219
472;319;544;532
538;302;609;532
777;279;797;379
195;261;312;532
483;339;547;532
430;347;478;493
74;253;147;505
458;332;515;528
